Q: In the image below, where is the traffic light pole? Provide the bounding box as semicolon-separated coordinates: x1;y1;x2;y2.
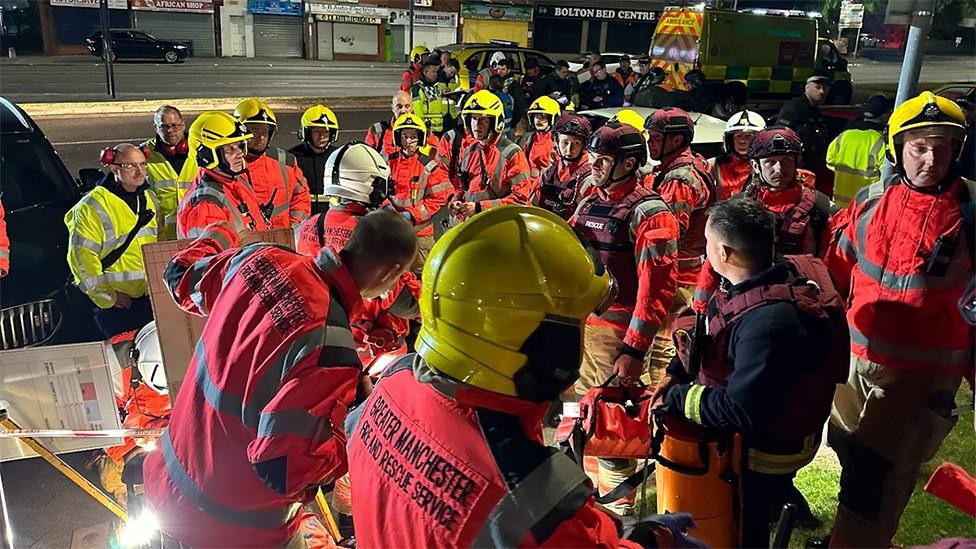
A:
99;0;116;98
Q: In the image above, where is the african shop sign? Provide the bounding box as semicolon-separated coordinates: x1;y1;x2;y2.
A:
535;5;656;22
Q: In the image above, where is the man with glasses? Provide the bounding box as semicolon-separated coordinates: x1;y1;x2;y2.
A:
143;105;198;239
65;143;160;338
580;61;625;110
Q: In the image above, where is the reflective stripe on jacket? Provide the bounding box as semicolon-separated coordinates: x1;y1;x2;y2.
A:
177;169;270;240
826;126;886;208
458;134;532;211
347;357;643;548
247;147;311;229
825;177;975;375
411;80;449;134
144;229;364;548
517;130;556;183
388;151;453;236
143;137;200;240
64;184;160;308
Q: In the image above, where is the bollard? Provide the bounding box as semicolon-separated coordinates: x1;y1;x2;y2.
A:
6;48;15;59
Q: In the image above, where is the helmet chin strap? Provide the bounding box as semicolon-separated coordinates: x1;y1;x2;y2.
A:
596;156;636;188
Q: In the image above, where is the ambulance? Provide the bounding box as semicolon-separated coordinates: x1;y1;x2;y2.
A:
649;7;853;114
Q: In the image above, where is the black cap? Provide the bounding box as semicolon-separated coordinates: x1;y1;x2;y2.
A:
620;54;631;62
862;94;894;118
524;57;539;69
638;55;651;64
806;74;832;85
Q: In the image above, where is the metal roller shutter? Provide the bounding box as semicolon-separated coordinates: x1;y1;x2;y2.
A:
134;11;216;57
253;15;303;58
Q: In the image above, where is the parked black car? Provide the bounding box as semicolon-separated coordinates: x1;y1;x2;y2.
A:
86;29;191;63
0;97;103;350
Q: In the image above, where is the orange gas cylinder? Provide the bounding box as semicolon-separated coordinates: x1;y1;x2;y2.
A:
654;415;741;548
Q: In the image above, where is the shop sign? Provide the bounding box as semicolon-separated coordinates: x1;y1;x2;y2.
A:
130;0;214;12
50;0;127;9
388;9;457;27
248;0;302;16
534;5;656;22
307;2;389;18
459;3;532;22
315;13;380;23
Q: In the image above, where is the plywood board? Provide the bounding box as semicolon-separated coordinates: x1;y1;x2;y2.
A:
141;229;295;398
0;342;123;461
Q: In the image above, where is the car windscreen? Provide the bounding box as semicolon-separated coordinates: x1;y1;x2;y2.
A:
1;132;78;212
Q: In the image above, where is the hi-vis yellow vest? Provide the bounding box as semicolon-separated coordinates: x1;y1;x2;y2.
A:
826;127;885;208
143;137;200;240
65;184;160;308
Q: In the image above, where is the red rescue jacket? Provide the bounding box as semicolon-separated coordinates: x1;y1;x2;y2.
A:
177;168;269;240
824;176;975;375
517;130;556;183
743;176;834;256
347;357;642;548
144;224;363;547
709;154;753;201
457;133;532;213
435;128;476;191
648;148;715;286
246;147;311;229
571;178;680;353
532;155;592;220
106;366;171;464
387;150;453;236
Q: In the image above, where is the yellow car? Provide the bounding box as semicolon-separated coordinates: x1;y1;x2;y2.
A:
440;41;559;89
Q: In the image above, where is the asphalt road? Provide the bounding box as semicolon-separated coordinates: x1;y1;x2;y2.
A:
2;50;975;104
37;108;391;177
0;57;403;103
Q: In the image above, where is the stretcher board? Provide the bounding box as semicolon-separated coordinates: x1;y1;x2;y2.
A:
142;229;296;398
0;342;123;461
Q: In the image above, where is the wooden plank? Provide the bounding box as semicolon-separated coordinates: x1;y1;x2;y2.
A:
141;229;295;397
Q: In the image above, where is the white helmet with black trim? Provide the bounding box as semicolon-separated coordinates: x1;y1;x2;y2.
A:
133;321;167;395
723;110;766;155
323;142;392;207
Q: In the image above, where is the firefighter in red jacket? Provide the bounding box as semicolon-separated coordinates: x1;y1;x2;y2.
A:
386;113;452;272
708;110;765;200
449;90;532;223
435;94;476;190
742;127;835;256
177;111;270;240
235;98;311;229
570;123;681;515
824;91;976;548
400;45;429;92
366;91;419;158
144;210;418;548
642;107;715;380
517;96;559;182
531;113;593;219
346;205;701;548
652;197;847;548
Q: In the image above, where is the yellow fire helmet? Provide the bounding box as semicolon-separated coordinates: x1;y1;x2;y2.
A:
393;113;429;149
887;90;968;165
299;105;339;143
188;111;253;170
608;108;647;133
234;97;277;139
410;45;430;64
527;96;561;129
417;206;614;402
462;89;506;134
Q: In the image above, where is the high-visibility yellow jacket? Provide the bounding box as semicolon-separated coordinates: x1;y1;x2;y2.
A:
410;79;449;135
142;137;200;240
65;182;160;309
825;121;886;208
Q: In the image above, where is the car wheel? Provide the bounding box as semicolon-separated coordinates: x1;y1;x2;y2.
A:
164;50;179;64
102;51;116;62
714;83;747;118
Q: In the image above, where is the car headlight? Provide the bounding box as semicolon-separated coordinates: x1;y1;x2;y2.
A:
174;45;187;49
120;511;161;547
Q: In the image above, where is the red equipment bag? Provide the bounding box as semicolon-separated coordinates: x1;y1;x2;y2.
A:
556;374;656;461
